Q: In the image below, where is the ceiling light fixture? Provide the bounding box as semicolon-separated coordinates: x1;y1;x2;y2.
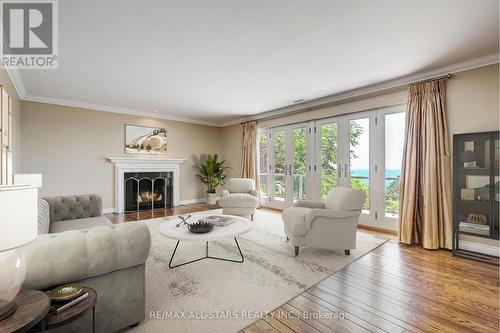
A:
293;99;305;103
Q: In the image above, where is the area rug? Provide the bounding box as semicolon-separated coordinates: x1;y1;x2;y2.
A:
127;209;388;333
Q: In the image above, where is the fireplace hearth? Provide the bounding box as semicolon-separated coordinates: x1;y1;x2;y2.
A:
124;171;173;212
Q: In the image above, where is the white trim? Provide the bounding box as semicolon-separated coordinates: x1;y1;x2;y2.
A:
5;53;498;127
103;207;116;214
179;198;207;205
23;95;221;127
221;53;500;127
107;157;185;213
107;156;186;164
5;66;27;98
459;240;500;257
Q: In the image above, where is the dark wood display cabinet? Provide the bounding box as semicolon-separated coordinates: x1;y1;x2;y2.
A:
452;131;500;265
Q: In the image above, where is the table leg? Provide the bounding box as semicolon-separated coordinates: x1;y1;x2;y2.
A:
168;238;245;268
92;306;95;333
207;238;245;263
41;318;45;333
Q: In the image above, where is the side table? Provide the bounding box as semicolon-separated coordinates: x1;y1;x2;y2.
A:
0;290;50;333
42;287;97;333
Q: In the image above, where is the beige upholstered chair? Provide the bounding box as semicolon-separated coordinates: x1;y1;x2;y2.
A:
219;178;259;220
282;187;365;256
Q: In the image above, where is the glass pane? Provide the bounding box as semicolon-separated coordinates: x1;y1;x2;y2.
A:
320;123;337;200
349;118;369;210
384;112;406;217
258;131;268;198
273;130;286;201
292;127;307;201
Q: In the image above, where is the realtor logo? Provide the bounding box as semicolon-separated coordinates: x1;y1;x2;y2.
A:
0;0;58;68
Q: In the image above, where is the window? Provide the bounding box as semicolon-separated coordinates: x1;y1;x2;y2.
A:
384;112;406;217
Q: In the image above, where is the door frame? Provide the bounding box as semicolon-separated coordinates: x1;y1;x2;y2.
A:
257;103;406;233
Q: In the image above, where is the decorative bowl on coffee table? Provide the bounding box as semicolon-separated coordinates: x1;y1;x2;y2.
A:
188;222;214;233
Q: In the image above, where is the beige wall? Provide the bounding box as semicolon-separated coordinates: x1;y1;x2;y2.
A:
20;101;222;208
446;64;499;248
219;64;499;247
220;124;243;178
0;66;21;174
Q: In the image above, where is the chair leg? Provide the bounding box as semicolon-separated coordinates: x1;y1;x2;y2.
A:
251;214;254;221
344;250;350;255
286;237;289;241
294;246;299;256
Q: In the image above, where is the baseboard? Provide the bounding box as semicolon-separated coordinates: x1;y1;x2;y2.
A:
358;224;397;236
179;198;206;205
459;240;500;257
103;207;116;214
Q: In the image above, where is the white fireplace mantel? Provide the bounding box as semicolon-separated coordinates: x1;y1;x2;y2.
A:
107;156;186;213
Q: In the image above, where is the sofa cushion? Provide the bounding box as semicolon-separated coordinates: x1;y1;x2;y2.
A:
219;193;259;208
227;178;255;193
324;187;365;211
38;199;50;234
49;216;112;233
282;207;310;236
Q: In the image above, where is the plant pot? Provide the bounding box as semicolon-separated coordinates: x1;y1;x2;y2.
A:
207;192;217;205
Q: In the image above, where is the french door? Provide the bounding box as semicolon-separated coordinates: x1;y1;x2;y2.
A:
259;122;313;209
259;104;406;231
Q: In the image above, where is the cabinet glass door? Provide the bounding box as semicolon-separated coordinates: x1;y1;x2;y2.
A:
456;133;493;237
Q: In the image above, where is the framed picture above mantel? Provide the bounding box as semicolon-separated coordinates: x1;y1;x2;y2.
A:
125;125;167;155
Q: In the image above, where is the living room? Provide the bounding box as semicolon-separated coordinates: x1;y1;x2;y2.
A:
0;1;499;333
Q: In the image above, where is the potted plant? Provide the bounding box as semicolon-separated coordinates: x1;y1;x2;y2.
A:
195;154;229;205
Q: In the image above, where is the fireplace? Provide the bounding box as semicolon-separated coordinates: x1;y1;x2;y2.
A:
124;172;173;212
108;157;184;213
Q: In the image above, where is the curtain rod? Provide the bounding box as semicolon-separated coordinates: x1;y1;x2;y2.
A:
410;73;453;86
240;73;454;125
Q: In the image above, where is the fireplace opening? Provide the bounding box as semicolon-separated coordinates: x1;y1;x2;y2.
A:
124;172;173;212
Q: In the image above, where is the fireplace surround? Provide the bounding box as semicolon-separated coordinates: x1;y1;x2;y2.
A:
124;171;173;212
108;157;185;213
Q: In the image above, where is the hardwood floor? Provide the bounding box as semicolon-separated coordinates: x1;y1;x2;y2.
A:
105;205;499;333
104;203;218;223
242;239;499;333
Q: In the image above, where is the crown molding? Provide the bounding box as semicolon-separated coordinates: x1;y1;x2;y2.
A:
5;66;27;99
22;94;222;127
220;53;500;127
5;53;499;128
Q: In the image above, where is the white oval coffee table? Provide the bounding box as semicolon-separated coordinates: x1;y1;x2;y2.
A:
158;214;252;268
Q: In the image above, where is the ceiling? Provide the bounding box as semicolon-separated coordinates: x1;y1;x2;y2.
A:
15;0;500;126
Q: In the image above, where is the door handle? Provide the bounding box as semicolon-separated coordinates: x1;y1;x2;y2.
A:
344;163;348;178
289;164;292;176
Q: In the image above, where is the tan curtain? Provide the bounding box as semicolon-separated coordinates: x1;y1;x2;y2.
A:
398;79;452;249
241;121;259;187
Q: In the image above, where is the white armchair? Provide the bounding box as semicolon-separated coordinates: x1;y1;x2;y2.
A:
282;187;365;256
219;178;259;220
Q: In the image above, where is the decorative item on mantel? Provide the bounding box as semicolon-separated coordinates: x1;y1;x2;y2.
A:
195;154;230;205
